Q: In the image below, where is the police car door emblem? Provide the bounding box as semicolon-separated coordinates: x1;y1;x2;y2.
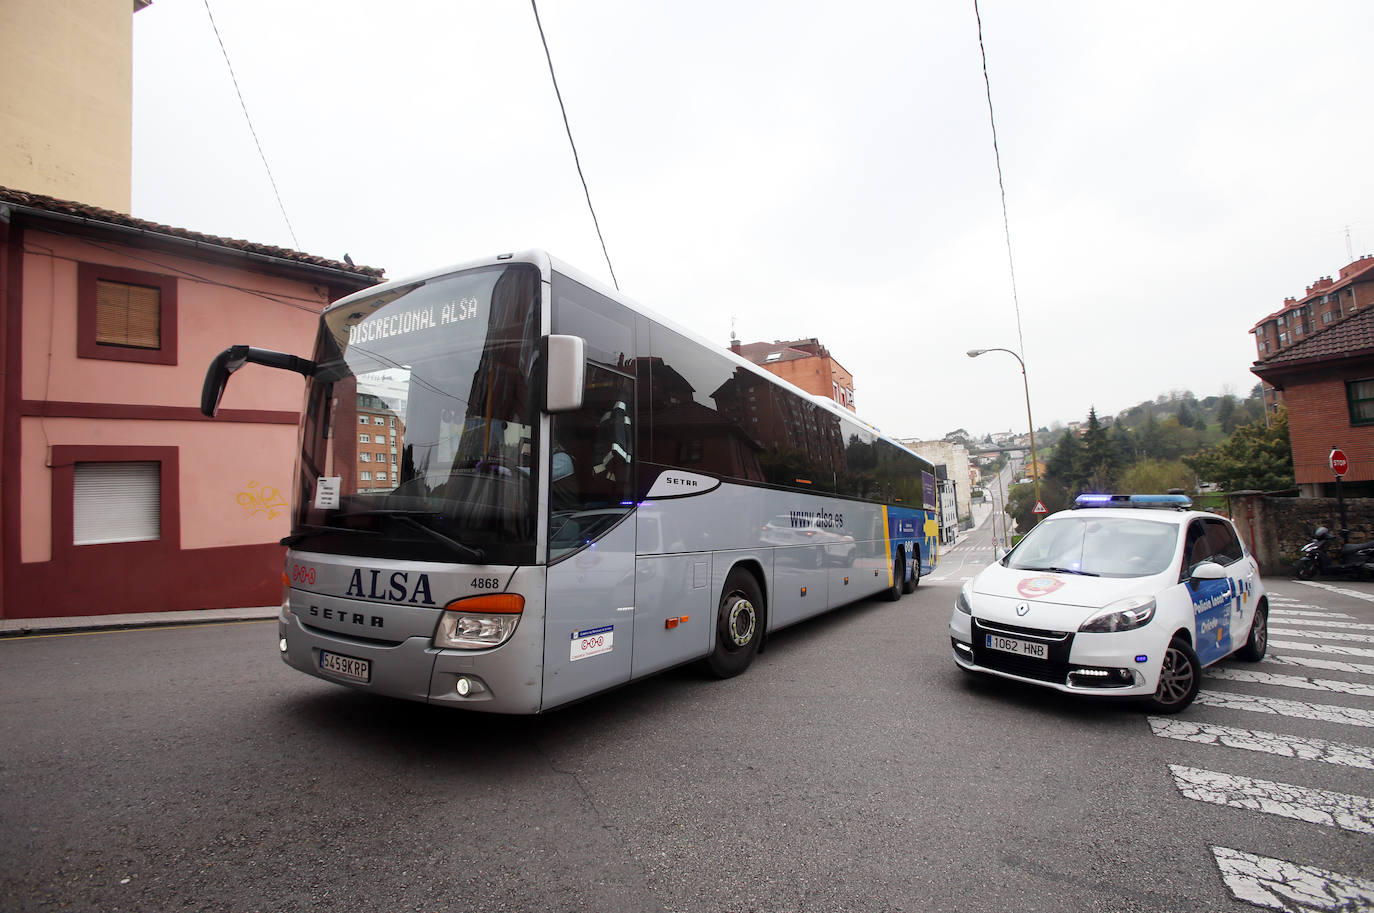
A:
1015;602;1030;616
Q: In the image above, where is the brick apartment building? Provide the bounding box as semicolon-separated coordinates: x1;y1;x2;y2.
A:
730;336;856;412
1251;255;1374;414
1252;255;1374;498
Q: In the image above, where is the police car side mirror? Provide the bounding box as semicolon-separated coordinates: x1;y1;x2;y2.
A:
1187;561;1226;589
544;335;585;413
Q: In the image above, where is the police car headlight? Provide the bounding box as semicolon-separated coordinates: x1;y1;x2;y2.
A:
434;594;524;650
1079;596;1156;633
955;583;973;615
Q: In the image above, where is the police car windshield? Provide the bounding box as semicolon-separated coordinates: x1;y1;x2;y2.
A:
1006;515;1179;578
290;263;541;566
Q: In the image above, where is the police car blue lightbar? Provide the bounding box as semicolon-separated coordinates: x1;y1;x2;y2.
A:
1074;493;1193;509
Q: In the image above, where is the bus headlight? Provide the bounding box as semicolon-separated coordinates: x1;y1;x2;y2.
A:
434;593;524;650
1079;596;1156;633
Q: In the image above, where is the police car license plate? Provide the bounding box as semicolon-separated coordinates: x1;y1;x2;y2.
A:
320;651;370;682
985;634;1048;660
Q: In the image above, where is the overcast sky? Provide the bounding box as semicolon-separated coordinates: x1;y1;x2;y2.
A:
131;1;1374;441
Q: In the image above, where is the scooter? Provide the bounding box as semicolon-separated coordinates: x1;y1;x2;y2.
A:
1293;526;1374;580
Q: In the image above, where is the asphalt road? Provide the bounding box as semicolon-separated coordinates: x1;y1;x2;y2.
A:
2;540;1371;913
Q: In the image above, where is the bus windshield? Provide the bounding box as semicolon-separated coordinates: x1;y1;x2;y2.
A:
291;263;541;565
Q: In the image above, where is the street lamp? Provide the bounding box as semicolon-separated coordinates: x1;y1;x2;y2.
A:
967;347;1042;523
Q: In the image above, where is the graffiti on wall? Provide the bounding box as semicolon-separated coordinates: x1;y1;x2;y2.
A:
237;481;289;520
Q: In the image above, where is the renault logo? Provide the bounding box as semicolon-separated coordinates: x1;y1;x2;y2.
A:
1015;602;1030;616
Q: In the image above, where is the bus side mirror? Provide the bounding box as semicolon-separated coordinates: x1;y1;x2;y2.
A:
201;345;251;417
545;335;585;413
200;345;317;417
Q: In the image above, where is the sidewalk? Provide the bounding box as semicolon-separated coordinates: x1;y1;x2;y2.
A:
0;605;279;637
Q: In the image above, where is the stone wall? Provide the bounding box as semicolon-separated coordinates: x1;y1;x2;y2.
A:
1230;493;1374;574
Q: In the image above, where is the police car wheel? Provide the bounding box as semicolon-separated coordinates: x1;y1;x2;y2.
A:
705;569;763;679
1142;637;1200;713
1237;601;1268;662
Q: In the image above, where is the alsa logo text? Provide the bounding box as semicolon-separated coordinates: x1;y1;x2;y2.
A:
345;569;435;605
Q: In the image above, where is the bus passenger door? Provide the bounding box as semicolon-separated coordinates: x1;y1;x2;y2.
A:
542;364;637;708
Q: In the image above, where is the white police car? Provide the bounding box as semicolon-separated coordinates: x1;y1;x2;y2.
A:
949;494;1268;712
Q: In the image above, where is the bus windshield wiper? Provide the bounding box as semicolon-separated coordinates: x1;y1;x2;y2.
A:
337;509;485;562
280;524;382;547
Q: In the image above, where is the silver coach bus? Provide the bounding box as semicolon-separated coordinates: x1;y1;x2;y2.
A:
202;251;938;713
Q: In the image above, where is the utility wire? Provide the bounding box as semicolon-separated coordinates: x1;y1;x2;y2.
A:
973;0;1026;362
530;0;619;290
202;0;301;251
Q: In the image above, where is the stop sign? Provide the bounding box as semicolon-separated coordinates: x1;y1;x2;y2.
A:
1330;448;1349;476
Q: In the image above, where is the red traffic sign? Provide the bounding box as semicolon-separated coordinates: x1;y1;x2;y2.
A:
1330;448;1349;477
1032;500;1049;514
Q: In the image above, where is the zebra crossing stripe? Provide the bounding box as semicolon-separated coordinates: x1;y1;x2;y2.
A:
1148;718;1374;770
1295;580;1374;602
1269;639;1374;660
1269;618;1374;632
1206;666;1374;697
1193;691;1374;728
1212;846;1374;912
1271;609;1356;619
1269;627;1374;644
1168;765;1374;834
1264;654;1374;676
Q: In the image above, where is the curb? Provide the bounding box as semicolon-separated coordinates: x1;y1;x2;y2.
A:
0;607;279;638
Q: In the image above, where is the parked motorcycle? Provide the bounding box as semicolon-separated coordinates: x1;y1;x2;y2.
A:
1293;526;1374;580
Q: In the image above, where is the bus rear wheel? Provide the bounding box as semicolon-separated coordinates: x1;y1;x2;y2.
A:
706;568;763;678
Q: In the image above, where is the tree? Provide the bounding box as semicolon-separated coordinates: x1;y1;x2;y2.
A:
1046;426;1084;492
1079;408;1120;491
1217;394;1239;434
1120;459;1196;494
1184;409;1295;491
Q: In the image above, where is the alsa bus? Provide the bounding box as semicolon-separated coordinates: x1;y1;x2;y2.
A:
201;251;939;713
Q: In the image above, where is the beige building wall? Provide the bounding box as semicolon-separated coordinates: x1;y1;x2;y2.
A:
0;0;143;212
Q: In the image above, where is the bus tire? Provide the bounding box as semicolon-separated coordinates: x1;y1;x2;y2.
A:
902;554;920;594
884;553;904;602
706;568;764;678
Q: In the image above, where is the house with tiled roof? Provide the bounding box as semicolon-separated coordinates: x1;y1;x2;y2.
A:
729;336;856;412
1252;271;1374;498
0;188;382;619
1251;255;1374;417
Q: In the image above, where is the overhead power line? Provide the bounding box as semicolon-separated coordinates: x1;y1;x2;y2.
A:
202;0;301;250
973;0;1026;362
530;0;619;290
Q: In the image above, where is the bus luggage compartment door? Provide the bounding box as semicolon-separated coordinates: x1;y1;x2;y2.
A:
543;513;636;708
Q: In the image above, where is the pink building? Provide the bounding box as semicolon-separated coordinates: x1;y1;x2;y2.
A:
0;187;381;619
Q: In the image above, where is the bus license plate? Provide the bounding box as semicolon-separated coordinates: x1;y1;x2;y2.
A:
985;634;1048;660
320;651;370;682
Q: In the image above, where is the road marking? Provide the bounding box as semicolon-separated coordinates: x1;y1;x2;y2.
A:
1194;691;1374;728
1148;718;1374;770
1272;609;1356;620
1270;618;1374;632
1296;580;1374;602
1264;654;1374;676
1270;639;1374;660
1206;666;1374;697
1269;628;1374;644
1168;765;1374;834
1212;846;1374;912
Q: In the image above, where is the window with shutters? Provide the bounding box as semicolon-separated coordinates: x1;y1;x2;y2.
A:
77;264;178;365
73;462;161;545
